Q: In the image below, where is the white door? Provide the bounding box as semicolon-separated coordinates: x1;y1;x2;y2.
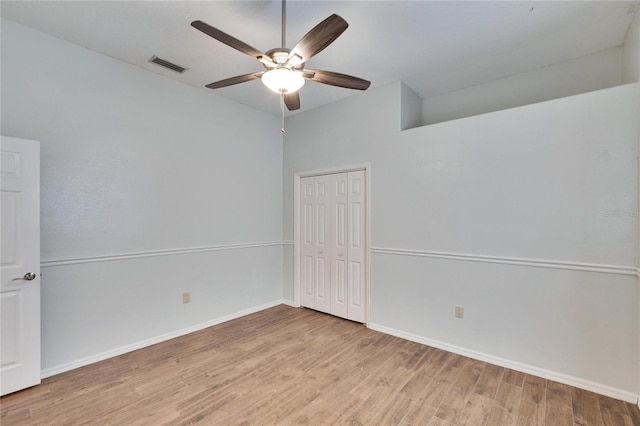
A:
299;177;315;308
298;170;366;322
313;175;331;313
330;173;348;318
347;171;365;322
299;175;332;312
1;136;41;396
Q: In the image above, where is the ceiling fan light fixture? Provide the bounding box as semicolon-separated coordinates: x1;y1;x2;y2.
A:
261;68;305;94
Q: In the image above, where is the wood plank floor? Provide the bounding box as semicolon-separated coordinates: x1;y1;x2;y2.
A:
1;305;638;425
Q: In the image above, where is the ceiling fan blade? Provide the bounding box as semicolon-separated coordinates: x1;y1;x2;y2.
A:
289;14;348;63
304;69;371;90
284;92;300;111
191;20;264;60
205;72;264;89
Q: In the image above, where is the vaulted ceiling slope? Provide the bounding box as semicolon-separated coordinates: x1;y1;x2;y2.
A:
1;1;637;116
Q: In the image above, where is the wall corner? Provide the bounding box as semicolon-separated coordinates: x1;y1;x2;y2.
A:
400;82;423;130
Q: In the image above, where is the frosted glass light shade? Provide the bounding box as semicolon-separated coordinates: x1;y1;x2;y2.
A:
261;68;305;94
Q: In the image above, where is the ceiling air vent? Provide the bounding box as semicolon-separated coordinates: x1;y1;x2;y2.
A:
148;55;188;73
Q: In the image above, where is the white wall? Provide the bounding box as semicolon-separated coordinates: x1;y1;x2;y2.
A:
625;7;640;408
284;81;639;401
423;47;624;125
1;19;284;373
400;82;422;131
622;9;639;84
422;9;640;127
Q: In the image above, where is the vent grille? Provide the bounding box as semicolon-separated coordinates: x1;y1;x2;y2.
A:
148;56;188;73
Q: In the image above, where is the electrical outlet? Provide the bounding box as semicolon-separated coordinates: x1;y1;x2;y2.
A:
455;306;464;319
182;292;190;304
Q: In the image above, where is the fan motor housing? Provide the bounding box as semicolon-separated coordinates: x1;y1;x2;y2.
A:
266;48;290;64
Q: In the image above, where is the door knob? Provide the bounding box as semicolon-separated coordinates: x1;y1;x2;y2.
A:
338;252;343;257
12;272;36;281
318;250;323;254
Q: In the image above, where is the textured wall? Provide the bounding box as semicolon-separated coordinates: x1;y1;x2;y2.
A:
284;81;639;399
1;18;284;372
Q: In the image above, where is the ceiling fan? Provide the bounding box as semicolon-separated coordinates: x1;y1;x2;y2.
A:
191;0;371;112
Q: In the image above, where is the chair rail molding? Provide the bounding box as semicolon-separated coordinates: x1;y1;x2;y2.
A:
41;241;283;267
370;246;636;276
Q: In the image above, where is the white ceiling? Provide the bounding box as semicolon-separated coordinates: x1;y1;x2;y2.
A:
1;1;637;116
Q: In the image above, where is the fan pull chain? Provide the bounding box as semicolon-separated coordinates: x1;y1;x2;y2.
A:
280;93;286;133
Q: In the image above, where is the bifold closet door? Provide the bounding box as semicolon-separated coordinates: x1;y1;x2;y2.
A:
330;173;348;319
299;171;365;322
346;170;365;323
299;175;331;312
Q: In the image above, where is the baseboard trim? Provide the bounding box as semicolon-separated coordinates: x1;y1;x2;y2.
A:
368;323;637;404
41;241;283;267
370;247;636;276
282;299;297;307
41;300;286;379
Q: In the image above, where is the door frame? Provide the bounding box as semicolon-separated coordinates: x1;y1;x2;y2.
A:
293;163;371;326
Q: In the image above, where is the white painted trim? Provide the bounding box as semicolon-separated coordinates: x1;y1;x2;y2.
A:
295;163;371;178
282;299;297;307
283;240;294;246
41;300;286;379
371;247;636;276
293;175;301;307
41;241;283;267
293;163;372;325
365;166;372;326
368;323;637;404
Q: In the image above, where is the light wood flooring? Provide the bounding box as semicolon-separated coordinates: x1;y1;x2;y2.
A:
1;305;639;425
